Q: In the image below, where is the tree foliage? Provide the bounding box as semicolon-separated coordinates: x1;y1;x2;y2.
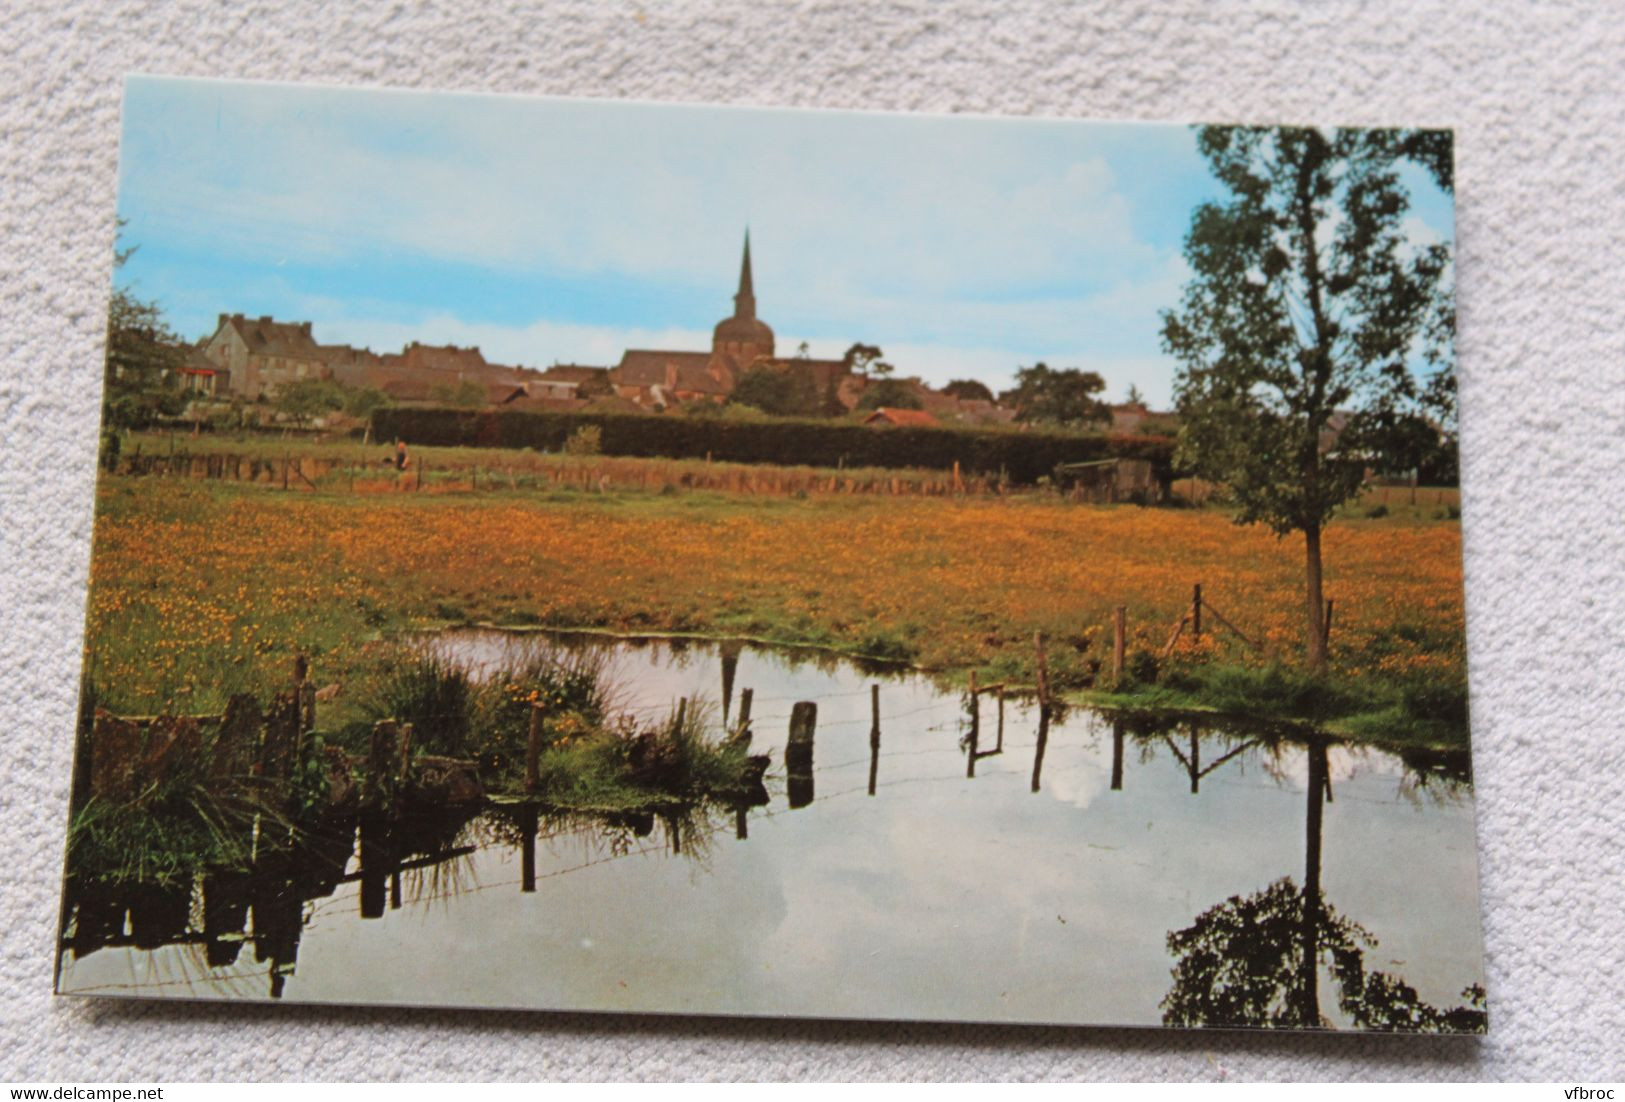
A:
430;380;486;409
730;363;823;418
342;386;392;420
1161;126;1455;670
1163;126;1454;531
1161;877;1485;1033
842;342;885;378
103;232;188;432
942;378;995;403
275;378;347;426
998;362;1108;427
855;377;923;412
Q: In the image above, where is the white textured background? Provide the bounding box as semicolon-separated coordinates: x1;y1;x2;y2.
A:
3;0;1623;1082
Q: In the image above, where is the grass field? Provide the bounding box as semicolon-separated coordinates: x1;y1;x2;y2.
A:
81;463;1469;746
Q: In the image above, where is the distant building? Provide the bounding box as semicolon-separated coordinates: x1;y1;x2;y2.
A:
178;343;228;396
201;314;331;400
199;234;1024;422
1108;401;1177;435
607;233;849;409
863;407;940;428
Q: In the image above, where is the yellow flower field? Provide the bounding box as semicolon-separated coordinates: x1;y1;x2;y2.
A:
82;478;1467;733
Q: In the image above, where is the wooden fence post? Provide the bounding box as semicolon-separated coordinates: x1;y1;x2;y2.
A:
1113;606;1127;685
786;702;816;810
397;722;414;783
1034;632;1050;709
525;704;543;794
1193;583;1202;640
736;687;753;739
868;684;880;797
520;804;538;893
366;720;397;807
282;452;290;491
1322;598;1335;649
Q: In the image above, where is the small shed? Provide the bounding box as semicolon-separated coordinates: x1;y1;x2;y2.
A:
1054;458;1159;504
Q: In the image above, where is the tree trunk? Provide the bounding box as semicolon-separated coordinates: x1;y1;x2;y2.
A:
1304;522;1327;675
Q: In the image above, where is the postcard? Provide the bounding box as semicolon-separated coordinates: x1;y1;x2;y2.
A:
58;76;1482;1032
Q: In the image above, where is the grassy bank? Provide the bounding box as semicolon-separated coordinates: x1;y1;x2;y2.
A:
81;474;1468;745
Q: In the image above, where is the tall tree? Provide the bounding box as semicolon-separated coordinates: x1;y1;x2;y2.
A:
842;342;884;379
103;228;188;432
1161;126;1454;674
998;362;1108;427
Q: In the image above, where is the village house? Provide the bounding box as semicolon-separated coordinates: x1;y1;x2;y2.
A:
178;343;228;396
201;314;332;400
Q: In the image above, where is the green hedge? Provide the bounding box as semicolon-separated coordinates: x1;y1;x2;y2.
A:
371;406;1176;486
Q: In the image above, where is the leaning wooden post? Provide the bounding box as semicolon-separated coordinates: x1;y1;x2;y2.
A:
1192;583;1202;640
736;687;754;739
672;697;687;739
1322;598;1335;650
525;704;543;794
1112;607;1127;686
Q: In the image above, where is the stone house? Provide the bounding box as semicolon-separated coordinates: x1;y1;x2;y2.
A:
201;314;331;400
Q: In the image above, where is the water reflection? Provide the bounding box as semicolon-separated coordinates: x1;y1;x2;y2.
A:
58;631;1484;1029
1163;740;1485;1032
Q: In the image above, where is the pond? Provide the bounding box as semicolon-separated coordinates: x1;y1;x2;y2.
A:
56;630;1486;1030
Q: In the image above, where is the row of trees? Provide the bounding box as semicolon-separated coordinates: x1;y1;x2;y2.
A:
725;339;1121;428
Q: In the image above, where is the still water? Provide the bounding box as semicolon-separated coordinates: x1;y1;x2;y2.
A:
57;631;1486;1028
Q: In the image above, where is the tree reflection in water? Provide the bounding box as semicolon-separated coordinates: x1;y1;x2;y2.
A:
1162;739;1486;1033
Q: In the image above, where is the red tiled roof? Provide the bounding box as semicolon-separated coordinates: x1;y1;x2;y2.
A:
863;407;939;427
399;342;489;374
541;364;611;384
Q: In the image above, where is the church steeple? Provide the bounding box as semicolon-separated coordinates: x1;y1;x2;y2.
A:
733;230;756;321
712;228;774;364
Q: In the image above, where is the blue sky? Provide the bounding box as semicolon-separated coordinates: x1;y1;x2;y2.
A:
114;76;1455;407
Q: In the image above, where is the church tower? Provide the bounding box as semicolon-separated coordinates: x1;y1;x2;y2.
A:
711;230;775;369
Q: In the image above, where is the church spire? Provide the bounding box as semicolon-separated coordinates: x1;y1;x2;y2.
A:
733;230;756;321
